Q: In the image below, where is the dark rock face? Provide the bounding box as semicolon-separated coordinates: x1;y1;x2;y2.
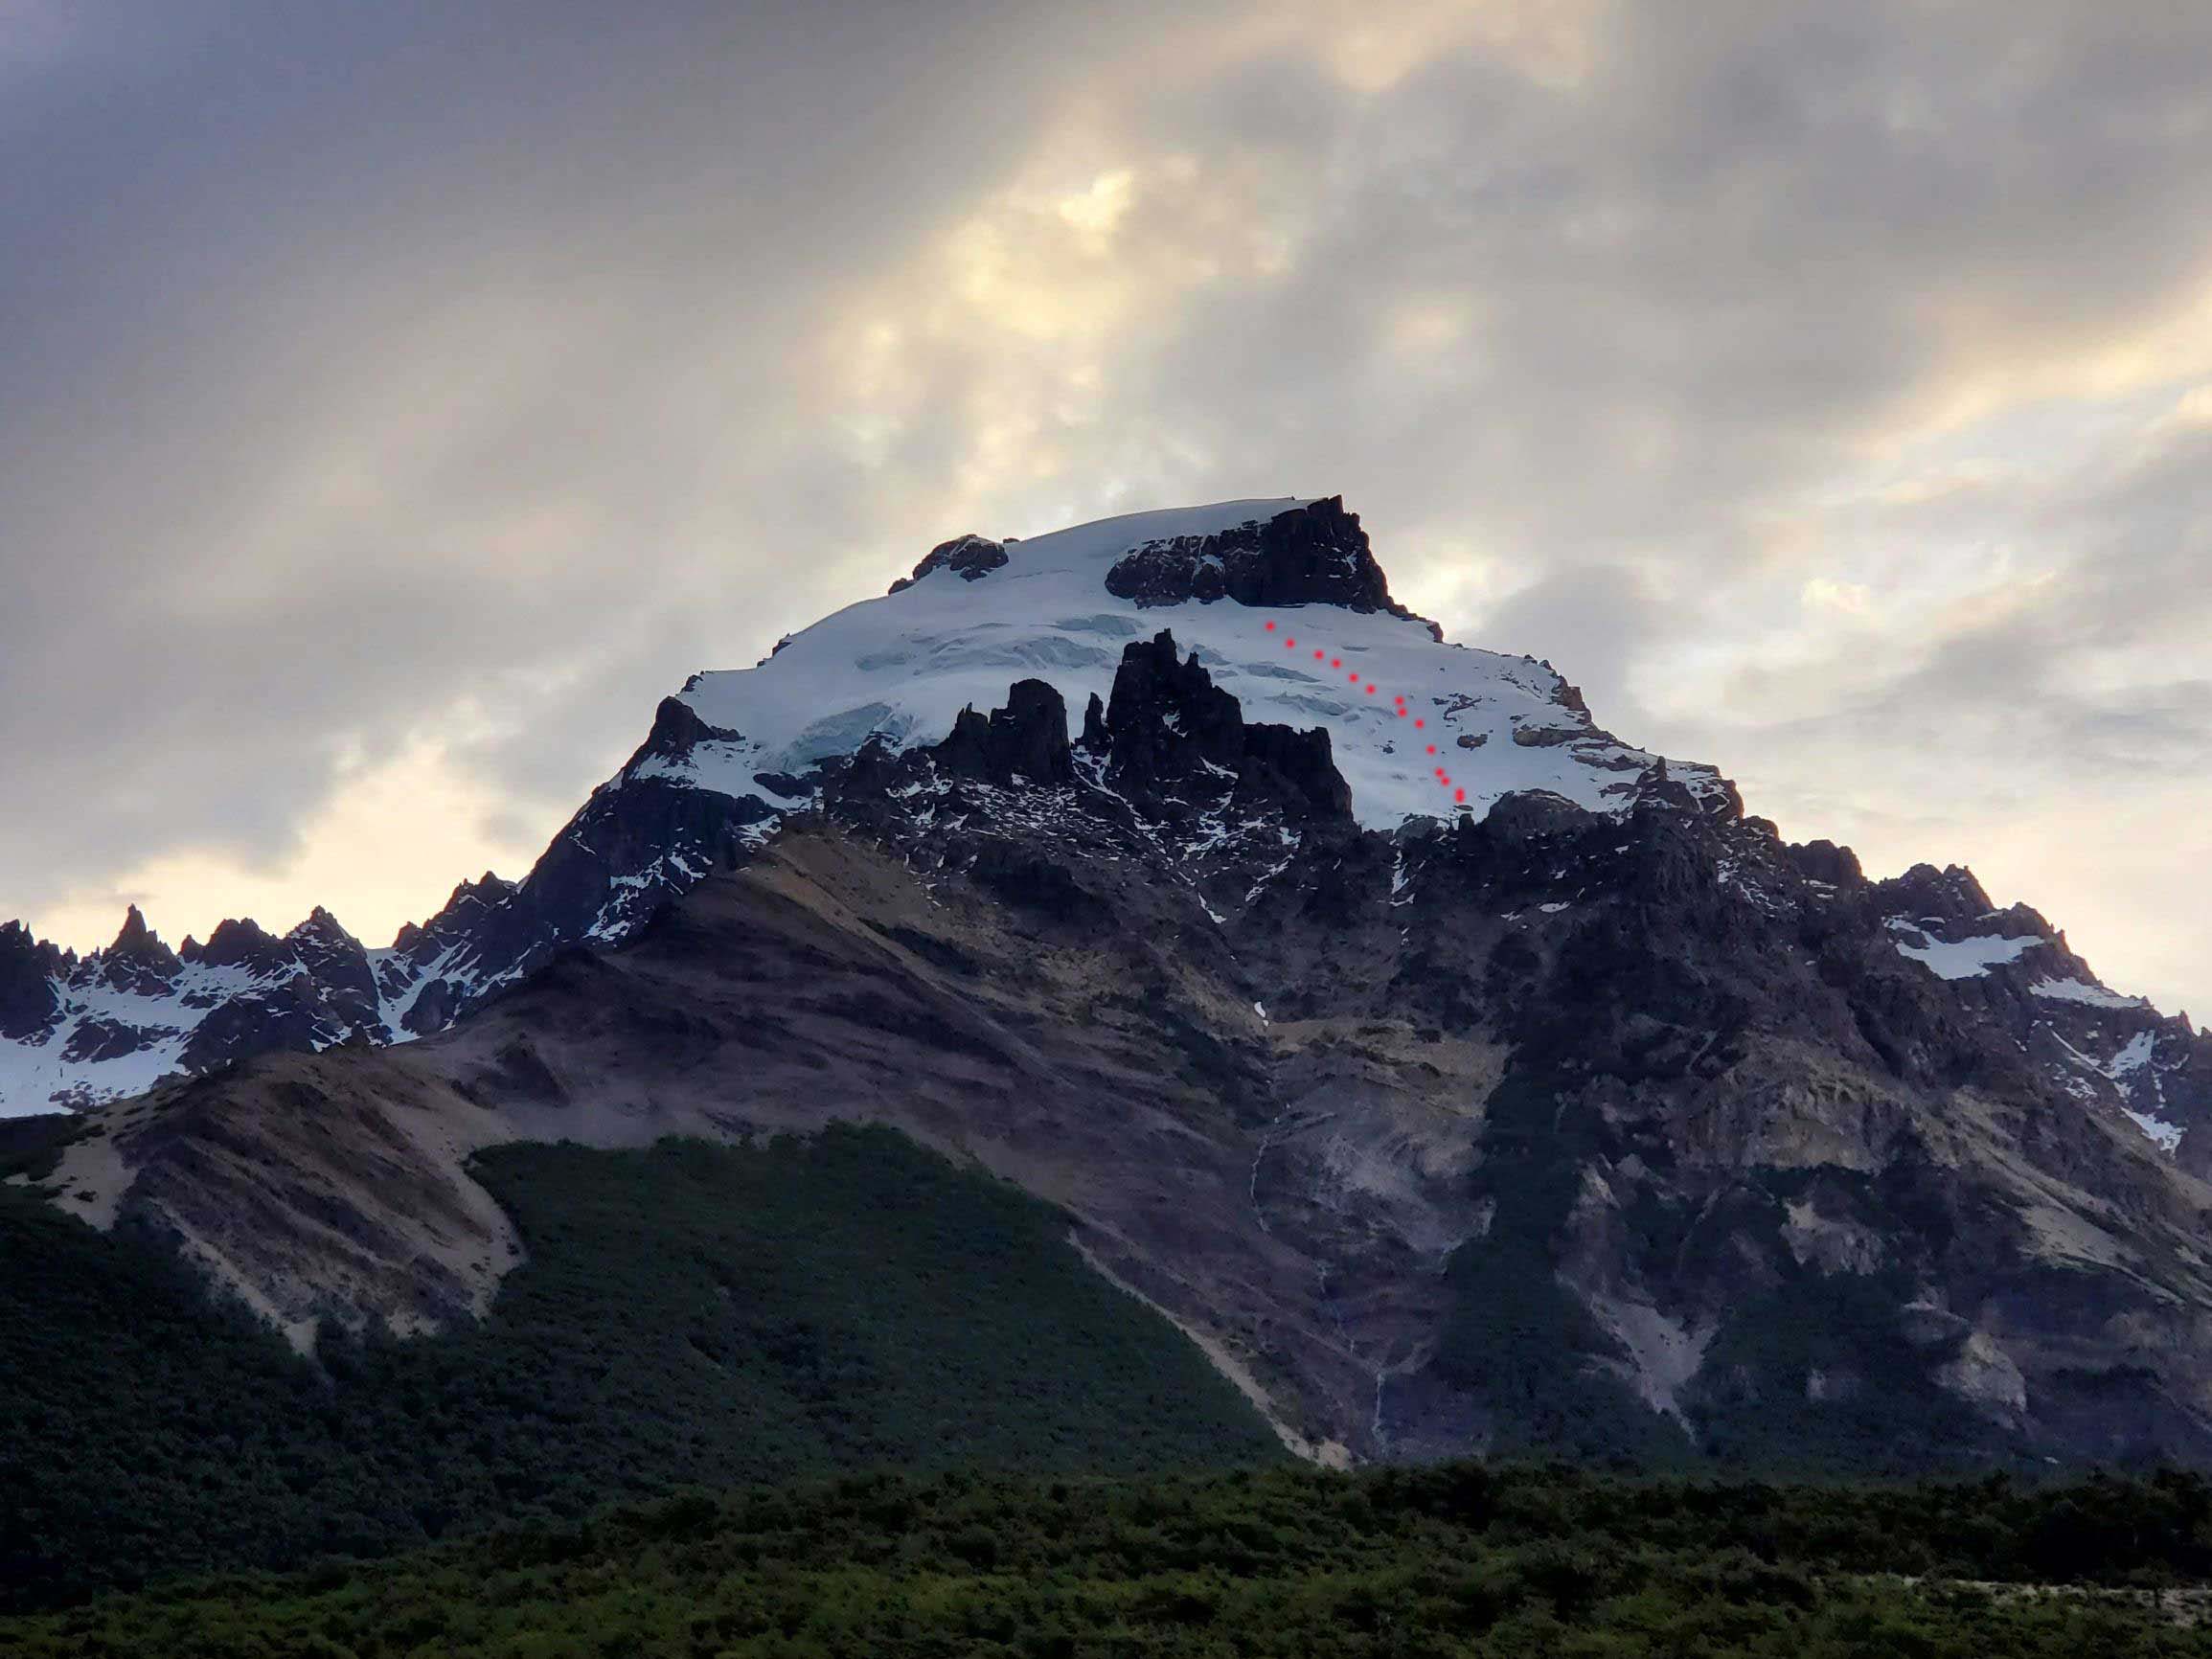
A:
287;908;383;1034
778;664;2212;1467
638;694;738;760
818;632;1353;866
1104;498;1439;637
0;920;65;1041
933;679;1076;786
1884;861;1994;918
2176;1024;2212;1172
1092;630;1354;828
1240;724;1354;826
1099;631;1247;788
1467;788;1594;847
189;919;291;975
101;905;181;993
62;1017;159;1066
478;780;771;974
888;533;1009;594
1789;839;1865;888
178;990;337;1072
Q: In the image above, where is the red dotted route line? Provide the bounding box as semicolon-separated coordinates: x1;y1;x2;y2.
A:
1264;620;1464;804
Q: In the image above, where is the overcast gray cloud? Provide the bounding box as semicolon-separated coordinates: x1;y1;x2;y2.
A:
3;0;2208;1014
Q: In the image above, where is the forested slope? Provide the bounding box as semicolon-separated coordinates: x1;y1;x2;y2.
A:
0;1125;1280;1610
10;1464;2212;1656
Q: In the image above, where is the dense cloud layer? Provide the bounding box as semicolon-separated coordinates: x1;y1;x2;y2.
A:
4;0;2207;1013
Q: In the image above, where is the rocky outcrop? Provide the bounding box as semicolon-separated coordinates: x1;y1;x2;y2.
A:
185;918;293;977
100;905;181;994
1098;630;1248;787
888;533;1009;593
1093;630;1354;828
177;985;343;1072
1104;497;1438;636
933;679;1076;786
287;908;383;1033
0;920;65;1041
635;693;740;761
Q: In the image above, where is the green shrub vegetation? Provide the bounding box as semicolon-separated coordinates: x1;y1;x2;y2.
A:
0;1125;1282;1610
9;1463;2212;1656
12;1115;2212;1651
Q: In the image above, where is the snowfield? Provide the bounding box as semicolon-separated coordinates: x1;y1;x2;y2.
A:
2030;977;2152;1011
1884;919;2041;980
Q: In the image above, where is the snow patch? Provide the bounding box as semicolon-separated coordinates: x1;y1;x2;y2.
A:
2030;977;2151;1010
1885;919;2041;980
2124;1109;2186;1154
2108;1031;2158;1078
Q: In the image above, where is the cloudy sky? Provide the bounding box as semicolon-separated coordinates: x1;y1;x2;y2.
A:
5;0;2209;1016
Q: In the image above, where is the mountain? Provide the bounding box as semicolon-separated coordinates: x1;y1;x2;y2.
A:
0;497;1737;1114
10;494;2212;1473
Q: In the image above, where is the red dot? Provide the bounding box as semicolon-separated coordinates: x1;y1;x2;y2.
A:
1435;767;1446;778
1349;671;1359;682
1396;708;1407;717
1455;787;1467;804
1426;744;1436;754
1312;649;1324;659
1413;718;1425;729
1264;621;1275;631
1285;637;1296;648
1331;658;1341;669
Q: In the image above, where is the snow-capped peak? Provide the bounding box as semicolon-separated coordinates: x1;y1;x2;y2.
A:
650;496;1730;832
34;490;2193;1144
